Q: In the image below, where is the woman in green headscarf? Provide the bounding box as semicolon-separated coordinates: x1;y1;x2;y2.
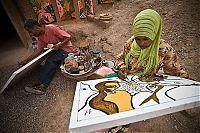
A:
109;9;191;133
114;9;189;79
110;8;190;133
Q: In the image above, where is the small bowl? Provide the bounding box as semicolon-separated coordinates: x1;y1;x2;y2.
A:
102;59;115;68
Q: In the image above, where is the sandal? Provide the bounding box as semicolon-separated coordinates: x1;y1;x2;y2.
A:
24;84;47;95
108;126;123;133
108;124;130;133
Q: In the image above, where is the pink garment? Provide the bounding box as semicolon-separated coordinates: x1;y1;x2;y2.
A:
37;24;74;53
96;66;115;76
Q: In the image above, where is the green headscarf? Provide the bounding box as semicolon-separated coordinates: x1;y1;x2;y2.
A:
125;9;163;76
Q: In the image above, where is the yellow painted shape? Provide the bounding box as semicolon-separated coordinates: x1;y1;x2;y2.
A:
104;82;120;91
104;90;133;112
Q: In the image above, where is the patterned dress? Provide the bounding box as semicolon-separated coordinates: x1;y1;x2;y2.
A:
116;38;189;78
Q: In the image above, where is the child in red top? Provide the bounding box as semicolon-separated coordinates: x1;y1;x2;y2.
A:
19;19;76;94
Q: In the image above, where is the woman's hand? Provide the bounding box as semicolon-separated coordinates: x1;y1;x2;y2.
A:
118;69;127;80
112;66;128;80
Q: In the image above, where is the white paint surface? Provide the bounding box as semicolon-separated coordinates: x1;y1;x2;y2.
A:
69;75;200;133
0;49;52;94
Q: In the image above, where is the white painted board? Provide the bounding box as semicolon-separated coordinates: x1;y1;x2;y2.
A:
69;74;200;133
0;49;52;94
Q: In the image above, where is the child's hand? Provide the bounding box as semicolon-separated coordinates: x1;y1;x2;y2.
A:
52;42;61;51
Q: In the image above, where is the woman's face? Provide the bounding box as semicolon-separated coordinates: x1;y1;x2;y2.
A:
135;36;152;49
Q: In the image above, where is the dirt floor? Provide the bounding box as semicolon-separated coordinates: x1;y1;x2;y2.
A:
0;0;199;133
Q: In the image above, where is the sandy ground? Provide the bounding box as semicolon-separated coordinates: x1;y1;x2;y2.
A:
0;0;199;133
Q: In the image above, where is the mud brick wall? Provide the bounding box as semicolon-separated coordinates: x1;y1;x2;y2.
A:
17;0;36;20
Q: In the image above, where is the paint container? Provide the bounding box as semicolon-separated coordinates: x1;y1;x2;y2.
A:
94;57;102;64
32;37;37;51
92;48;101;57
78;65;84;71
84;62;91;71
69;67;80;74
71;58;78;68
68;53;75;60
64;64;70;71
102;60;115;68
78;57;85;66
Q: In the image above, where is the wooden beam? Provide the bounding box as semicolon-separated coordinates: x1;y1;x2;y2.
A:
52;0;61;23
1;0;32;48
92;0;97;14
73;0;80;19
17;0;36;19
